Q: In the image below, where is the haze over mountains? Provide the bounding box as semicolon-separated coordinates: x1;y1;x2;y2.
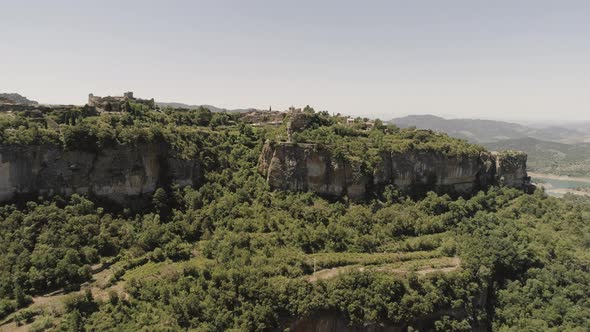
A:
389;115;586;143
0;93;38;106
389;114;590;176
156;101;259;113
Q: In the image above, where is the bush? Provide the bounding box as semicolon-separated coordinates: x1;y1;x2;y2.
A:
14;308;38;326
0;299;16;320
29;315;55;332
149;247;166;262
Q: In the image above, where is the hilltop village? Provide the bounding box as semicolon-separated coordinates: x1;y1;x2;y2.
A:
0;92;377;132
0;91;531;205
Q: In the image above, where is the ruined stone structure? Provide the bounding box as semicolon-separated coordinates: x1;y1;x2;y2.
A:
240;106;313;124
258;141;532;200
88;91;155;112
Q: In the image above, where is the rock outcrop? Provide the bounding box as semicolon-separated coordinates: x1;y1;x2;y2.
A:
494;151;528;188
0;142;201;206
0;139;530;205
259;141;531;199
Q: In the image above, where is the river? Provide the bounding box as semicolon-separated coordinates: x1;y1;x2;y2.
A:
528;172;590;197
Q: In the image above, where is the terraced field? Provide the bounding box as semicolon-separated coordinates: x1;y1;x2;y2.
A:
0;253;213;331
303;231;461;282
1;230;459;331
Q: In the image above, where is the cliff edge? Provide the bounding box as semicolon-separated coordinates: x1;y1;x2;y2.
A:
259;141;531;199
0;142;201;206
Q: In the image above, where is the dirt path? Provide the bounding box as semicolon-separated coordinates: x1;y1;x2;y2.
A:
0;261;126;331
28;262;124;309
308;257;461;282
377;257;461;276
0;321;28;332
308;266;360;282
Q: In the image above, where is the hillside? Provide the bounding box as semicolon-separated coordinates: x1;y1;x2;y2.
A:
0;93;38;105
0;105;587;331
390;114;590;177
389;114;584;143
484;137;590;176
157;101;257;113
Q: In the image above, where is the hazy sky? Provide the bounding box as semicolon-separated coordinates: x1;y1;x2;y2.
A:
2;0;589;121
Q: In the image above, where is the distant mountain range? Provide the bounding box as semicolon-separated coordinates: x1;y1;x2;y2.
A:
0;94;260;113
388;115;584;143
483;137;590;176
388;114;590;176
0;93;38;105
156;102;258;113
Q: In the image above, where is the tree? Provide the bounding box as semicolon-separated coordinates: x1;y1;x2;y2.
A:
195;107;213;126
152;188;170;217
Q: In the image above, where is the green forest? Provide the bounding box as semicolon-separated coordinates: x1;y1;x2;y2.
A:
0;106;588;331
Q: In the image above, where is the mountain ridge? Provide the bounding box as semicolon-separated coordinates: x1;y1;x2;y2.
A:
0;93;39;105
156;101;258;113
388;114;583;143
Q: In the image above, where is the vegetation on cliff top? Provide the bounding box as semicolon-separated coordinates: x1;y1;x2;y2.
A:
0;106;587;331
0;104;484;162
0;103;235;158
288;109;484;158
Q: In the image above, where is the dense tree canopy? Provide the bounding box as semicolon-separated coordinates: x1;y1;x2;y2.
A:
0;106;588;331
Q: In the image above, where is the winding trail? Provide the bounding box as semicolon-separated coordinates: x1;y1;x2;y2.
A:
308;257;461;282
0;262;125;332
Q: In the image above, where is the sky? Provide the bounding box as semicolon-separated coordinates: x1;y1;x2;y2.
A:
1;0;589;122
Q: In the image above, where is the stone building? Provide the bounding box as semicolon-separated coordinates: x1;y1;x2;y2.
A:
88;91;155;112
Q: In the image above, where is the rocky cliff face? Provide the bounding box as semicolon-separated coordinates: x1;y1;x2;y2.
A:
259;142;369;200
259;141;530;199
494;151;528;188
0;142;201;206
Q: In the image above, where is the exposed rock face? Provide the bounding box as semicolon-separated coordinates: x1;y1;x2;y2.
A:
259;142;369;200
494;151;529;188
259;141;530;199
0;142;201;206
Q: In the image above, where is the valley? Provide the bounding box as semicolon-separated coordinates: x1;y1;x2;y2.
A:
390;115;590;179
529;172;590;197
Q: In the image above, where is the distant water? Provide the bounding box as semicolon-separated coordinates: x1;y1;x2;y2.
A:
530;173;590;197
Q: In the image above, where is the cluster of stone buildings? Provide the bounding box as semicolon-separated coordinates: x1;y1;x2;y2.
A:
88;91;155;112
240;106;376;132
2;93;377;133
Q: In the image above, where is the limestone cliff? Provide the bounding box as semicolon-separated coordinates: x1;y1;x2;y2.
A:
0;142;201;206
494;151;528;188
259;141;530;199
